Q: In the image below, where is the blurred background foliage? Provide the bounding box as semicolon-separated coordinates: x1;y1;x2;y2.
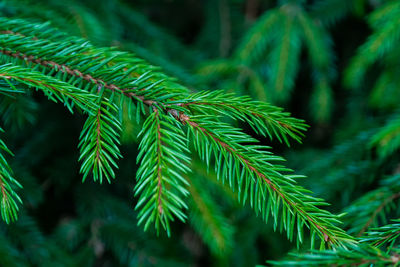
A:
1;0;400;265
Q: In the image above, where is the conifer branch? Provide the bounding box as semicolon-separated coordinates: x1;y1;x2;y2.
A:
0;64;98;113
184;116;354;248
0;35;306;147
182;90;307;144
0;17;353;248
358;192;400;237
135;109;190;235
235;10;280;63
0;128;21;224
269;244;400;266
269;10;300;103
0;27;304;144
79;99;122;183
361;219;400;250
0;48;155;106
344;175;400;236
370;113;400;158
344;1;400;89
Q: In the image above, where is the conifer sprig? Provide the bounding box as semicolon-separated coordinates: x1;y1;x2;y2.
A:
79;99;122;184
269;243;400;266
343;175;400;236
182;90;308;145
0;64;98;113
0;128;21;224
361;219;400;250
345;0;400;89
370;113;400;158
229;1;336;121
185;116;354;248
134;109;190;236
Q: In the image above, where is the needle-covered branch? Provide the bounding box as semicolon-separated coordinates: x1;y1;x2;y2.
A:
182;90;307;145
135;109;190;236
361;219;400;250
185;116;354;248
269;244;400;266
370;113;400;158
0;17;355;250
0;128;21;223
343;175;400;236
79;99;122;183
0;64;98;113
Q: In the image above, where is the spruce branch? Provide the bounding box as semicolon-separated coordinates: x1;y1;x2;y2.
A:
359;192;400;236
184;116;354;248
0;29;306;147
310;0;356;26
344;1;400;89
361;219;400;250
0;29;188;96
370;113;400;158
79;98;122;184
269;243;400;266
297;11;335;123
182;90;307;145
0;17;354;247
232;1;336;121
0;64;98;113
343;175;400;236
0;127;21;224
1;1;400;265
268;8;301;103
134;108;190;236
235;10;280;63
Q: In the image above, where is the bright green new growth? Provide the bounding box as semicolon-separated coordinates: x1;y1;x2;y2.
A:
0;16;354;249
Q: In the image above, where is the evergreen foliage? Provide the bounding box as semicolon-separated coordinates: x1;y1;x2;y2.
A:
0;0;400;266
